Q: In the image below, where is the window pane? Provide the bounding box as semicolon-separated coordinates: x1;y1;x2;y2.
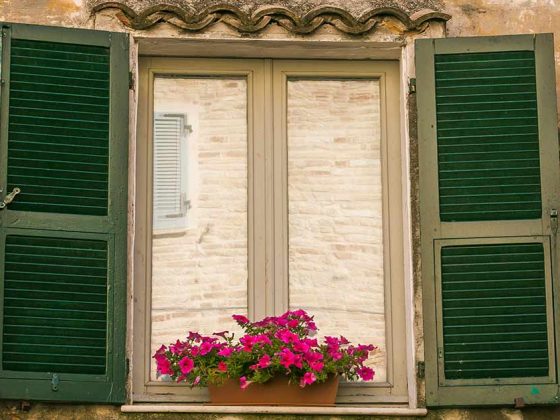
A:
150;77;248;380
287;79;386;382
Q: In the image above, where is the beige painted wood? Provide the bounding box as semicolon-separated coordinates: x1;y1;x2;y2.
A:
133;57;267;400
271;60;406;401
137;38;402;60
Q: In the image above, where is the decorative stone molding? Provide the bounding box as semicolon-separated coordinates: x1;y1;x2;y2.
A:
91;2;450;35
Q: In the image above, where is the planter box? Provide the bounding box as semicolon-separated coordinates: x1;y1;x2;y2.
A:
208;375;339;406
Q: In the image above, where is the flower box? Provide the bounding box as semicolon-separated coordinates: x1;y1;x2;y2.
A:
208;375;340;406
154;309;376;404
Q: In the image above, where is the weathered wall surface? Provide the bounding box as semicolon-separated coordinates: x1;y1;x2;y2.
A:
444;0;560;112
0;0;560;419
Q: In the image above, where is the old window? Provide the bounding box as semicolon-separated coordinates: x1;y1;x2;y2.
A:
133;58;406;403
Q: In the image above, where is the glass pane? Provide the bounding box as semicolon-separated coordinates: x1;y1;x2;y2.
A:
150;76;248;380
287;79;386;382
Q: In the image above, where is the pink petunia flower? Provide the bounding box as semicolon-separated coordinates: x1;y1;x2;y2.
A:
239;376;252;389
199;341;213;356
217;361;228;372
218;347;234;357
357;366;375;381
213;330;229;338
293;340;310;353
299;371;316;387
310;361;324;372
257;354;271;369
154;354;173;376
232;314;250;325
178;356;194;374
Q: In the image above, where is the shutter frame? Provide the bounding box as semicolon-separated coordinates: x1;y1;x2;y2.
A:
417;34;560;407
0;23;128;403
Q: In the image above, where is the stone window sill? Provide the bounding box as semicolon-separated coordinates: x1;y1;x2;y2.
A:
121;405;428;416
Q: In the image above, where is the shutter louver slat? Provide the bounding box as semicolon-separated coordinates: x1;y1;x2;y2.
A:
7;39;109;216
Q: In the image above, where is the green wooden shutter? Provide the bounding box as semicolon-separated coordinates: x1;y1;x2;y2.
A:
417;34;560;406
0;23;128;403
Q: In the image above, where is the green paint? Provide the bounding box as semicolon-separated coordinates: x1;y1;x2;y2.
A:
0;23;128;404
417;34;560;407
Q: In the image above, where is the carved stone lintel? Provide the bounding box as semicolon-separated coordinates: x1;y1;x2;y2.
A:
91;2;450;35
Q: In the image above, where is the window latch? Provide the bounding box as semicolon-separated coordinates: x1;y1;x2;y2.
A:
551;209;558;235
0;186;20;209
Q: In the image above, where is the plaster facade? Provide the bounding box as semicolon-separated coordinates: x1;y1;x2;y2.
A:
0;0;559;418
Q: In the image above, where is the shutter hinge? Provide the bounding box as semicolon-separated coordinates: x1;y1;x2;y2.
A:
51;373;59;392
126;357;130;377
408;77;416;94
417;361;425;379
437;347;443;359
129;71;135;90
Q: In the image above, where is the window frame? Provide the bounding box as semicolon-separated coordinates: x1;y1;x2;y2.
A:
133;57;408;404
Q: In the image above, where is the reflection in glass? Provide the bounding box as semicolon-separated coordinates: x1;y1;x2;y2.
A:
287;79;386;382
150;77;248;380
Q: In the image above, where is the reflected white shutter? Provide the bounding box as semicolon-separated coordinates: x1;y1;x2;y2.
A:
153;113;188;231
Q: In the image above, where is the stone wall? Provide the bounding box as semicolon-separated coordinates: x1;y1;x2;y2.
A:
1;0;560;418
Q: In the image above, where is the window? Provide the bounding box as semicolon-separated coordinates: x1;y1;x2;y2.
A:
133;58;407;403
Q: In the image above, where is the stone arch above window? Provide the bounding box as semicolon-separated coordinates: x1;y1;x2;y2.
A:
89;1;450;35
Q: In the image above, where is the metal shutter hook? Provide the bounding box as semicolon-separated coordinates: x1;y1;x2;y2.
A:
0;187;21;209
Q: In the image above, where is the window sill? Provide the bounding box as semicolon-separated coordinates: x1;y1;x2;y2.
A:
121;404;428;416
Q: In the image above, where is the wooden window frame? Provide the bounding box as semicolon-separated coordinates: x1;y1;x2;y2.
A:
133;57;408;405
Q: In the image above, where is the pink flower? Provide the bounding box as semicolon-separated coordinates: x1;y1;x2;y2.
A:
293;340;310;353
217;361;228;372
279;348;303;369
232;314;250;325
257;354;271;369
310;361;324;372
154;354;173;376
255;334;272;346
169;340;187;355
304;351;323;363
178;357;194;374
240;335;257;352
307;321;317;331
339;336;350;345
276;329;298;344
188;331;202;342
213;330;229;338
325;336;340;348
287;319;299;328
330;351;343;361
357;366;375;381
299;372;316;387
239;376;252;389
218;347;234;357
199;341;213;356
192;376;201;386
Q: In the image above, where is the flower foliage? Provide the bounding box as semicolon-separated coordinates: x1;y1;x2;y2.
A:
154;310;377;389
